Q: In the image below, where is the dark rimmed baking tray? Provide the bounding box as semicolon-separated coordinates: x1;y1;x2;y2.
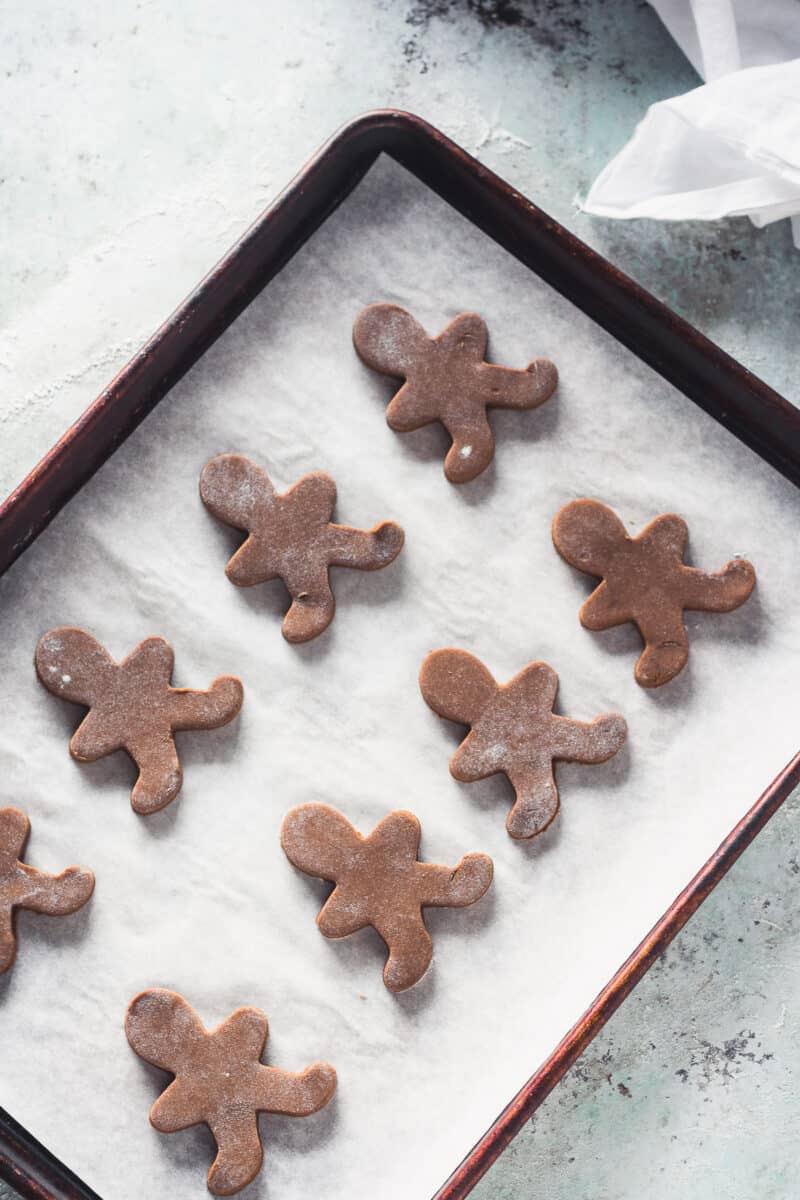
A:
1;109;799;1200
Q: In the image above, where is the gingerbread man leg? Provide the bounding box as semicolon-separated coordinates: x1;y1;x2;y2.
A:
207;1113;263;1197
0;911;15;974
373;908;434;994
281;562;336;644
504;756;561;839
441;408;496;484
634;610;690;688
128;734;182;815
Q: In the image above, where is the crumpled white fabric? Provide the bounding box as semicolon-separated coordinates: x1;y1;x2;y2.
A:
582;1;800;246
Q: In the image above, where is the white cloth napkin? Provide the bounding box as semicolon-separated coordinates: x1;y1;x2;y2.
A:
582;1;800;246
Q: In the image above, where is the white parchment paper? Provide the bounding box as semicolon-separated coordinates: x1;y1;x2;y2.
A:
1;156;799;1200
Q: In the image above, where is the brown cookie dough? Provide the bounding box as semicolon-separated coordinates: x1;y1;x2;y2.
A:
280;804;493;992
200;455;404;643
126;989;336;1196
352;304;557;483
35;628;243;814
0;806;94;974
420;650;627;839
552;498;757;688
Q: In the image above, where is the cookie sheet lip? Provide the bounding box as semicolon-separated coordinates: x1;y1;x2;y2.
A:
34;627;244;814
200;454;405;643
552;498;757;688
353;303;558;484
281;802;493;993
125;988;337;1197
0;805;94;975
420;648;628;839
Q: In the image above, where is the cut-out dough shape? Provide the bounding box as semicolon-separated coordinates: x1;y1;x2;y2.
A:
200;455;404;642
420;650;627;839
552;498;757;688
280;804;493;992
35;628;244;814
126;989;336;1196
0;806;94;974
352;303;558;483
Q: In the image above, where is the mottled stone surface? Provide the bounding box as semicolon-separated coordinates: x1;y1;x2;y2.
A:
1;1;797;1197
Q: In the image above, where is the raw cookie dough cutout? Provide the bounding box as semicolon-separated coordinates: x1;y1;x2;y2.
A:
420;650;627;839
126;989;336;1197
352;303;558;483
35;628;243;814
200;455;404;643
281;804;493;992
552;498;757;688
0;806;94;974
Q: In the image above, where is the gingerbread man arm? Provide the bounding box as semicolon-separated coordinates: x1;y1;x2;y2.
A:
35;627;116;708
680;559;756;612
168;676;244;731
0;806;29;860
578;581;633;631
419;648;498;726
477;358;559;412
325;520;405;572
0;808;94;973
14;862;95;915
122;637;175;685
415;854;493;907
257;1063;338;1116
550;712;628;764
352;303;432;378
125;989;206;1075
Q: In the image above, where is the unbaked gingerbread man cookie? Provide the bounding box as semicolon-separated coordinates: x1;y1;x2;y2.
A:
0;806;94;974
281;804;493;992
353;304;558;483
126;989;336;1196
200;455;404;642
35;628;243;814
552;498;756;687
420;650;627;839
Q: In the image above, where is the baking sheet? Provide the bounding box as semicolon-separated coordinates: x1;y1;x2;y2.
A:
1;154;799;1200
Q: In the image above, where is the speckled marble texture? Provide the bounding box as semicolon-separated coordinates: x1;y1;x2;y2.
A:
1;2;798;1198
